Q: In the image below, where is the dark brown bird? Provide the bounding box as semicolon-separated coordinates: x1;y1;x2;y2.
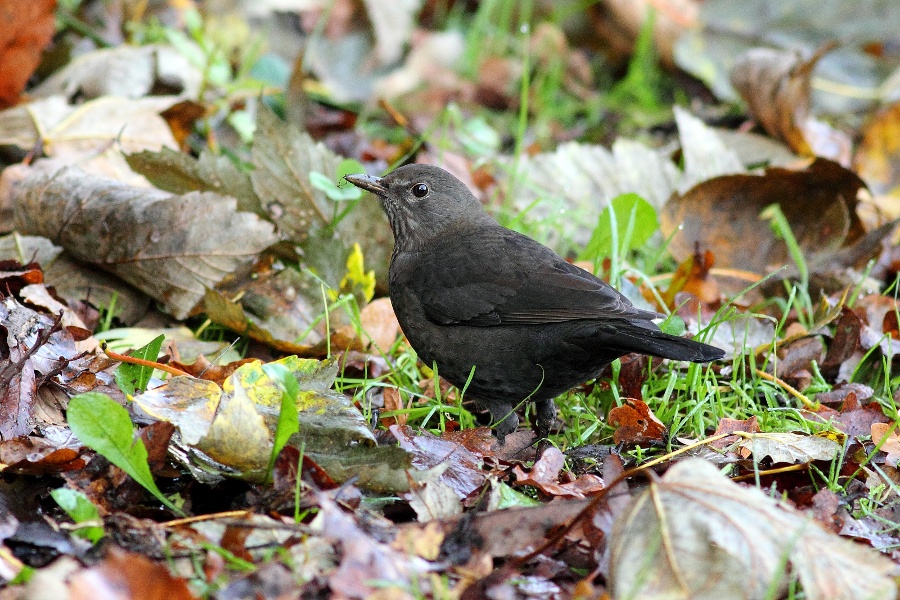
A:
345;165;723;441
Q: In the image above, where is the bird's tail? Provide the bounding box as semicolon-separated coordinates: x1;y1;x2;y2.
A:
611;321;724;363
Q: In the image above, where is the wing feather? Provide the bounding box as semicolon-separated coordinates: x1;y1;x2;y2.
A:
396;228;657;327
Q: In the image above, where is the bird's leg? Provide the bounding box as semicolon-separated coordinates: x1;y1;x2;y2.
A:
533;398;557;440
484;400;518;444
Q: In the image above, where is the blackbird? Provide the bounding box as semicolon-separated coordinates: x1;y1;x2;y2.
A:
345;165;724;441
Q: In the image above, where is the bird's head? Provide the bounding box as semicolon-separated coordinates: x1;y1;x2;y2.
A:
344;164;495;252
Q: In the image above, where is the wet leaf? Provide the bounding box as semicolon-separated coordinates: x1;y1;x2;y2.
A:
134;357;379;484
511;446;604;499
126;147;259;214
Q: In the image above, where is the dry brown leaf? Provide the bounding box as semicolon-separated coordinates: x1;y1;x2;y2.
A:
608;398;667;445
731;45;851;163
360;0;424;66
69;546;197;600
610;458;898;600
855;101;900;230
11;164;279;320
512;108;742;250
872;423;900;467
587;0;697;67
661;158;867;273
0;0;55;108
0;96;182;184
335;297;401;353
710;416;761;449
380;387;407;427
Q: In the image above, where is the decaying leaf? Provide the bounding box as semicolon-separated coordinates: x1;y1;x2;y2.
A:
661;158;867;274
11;164;279;319
608;398;667;445
134;357;381;483
731;45;851;163
512;108;744;251
0;0;56;108
128;107;392;292
0;296;87;440
30;45;202;100
0;96;182;184
855;101;900;229
392;425;488;501
126;147;259;214
511;446;604;499
69;547;196;600
609;458;898;600
674;0;900;116
871;423;900;467
736;432;840;464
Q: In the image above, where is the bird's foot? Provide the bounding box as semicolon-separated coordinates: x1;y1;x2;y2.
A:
486;401;518;445
533;398;557;440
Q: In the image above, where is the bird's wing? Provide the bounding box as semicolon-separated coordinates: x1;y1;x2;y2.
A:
400;228;658;327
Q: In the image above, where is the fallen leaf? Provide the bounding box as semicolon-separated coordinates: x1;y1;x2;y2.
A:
11;164;279;320
511;108;744;252
710;416;761;449
30;44;201;100
380;387;407;427
609;458;898;600
872;423;900;467
731;45;851;163
737;432;840;464
512;447;604;499
69;546;197;600
661;158;867;273
311;495;428;599
855;101;900;233
608;398;667;444
0;96;183;184
392;424;487;500
0;0;55;108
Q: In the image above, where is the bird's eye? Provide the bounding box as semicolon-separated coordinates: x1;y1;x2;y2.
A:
411;183;429;198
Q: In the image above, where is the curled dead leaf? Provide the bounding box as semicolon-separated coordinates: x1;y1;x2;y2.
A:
731;44;851;163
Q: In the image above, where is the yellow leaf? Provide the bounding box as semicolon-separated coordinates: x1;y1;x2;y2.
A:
339;243;376;302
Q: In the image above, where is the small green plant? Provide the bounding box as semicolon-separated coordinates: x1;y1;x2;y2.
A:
114;334;165;396
67;393;184;515
50;488;104;543
261;363;301;484
580;192;659;284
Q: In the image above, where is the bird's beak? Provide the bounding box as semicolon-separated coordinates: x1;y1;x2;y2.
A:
344;173;387;195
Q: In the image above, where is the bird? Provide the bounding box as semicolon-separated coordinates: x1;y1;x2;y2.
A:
344;164;723;442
